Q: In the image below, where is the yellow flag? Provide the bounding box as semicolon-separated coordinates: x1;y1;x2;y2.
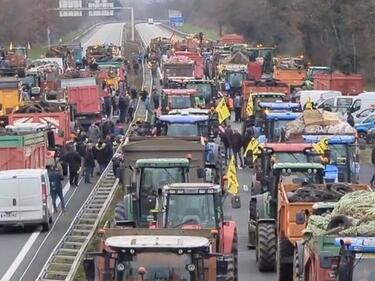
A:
215;98;231;124
313;138;329;154
9;42;13;50
244;137;263;161
305;97;313;110
246;97;254;116
227;156;239;195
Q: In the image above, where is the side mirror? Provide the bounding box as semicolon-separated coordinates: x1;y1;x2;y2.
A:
244;155;253;167
46;131;55;149
231;195;241;209
197;168;205;179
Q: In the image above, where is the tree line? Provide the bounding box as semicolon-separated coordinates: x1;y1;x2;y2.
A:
162;0;375;82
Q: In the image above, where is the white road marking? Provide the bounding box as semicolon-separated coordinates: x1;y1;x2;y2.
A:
0;180;78;281
0;232;39;281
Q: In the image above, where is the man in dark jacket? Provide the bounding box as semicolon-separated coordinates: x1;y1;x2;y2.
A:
65;146;82;187
231;129;244;169
223;125;233;166
93;140;110;174
83;144;95;184
118;94;130;123
47;165;65;212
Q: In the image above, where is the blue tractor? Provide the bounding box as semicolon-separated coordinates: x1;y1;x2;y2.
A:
155;114;223;186
303;135;359;183
258;112;301;143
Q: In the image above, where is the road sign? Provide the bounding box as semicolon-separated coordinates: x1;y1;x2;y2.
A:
59;0;82;17
88;0;114;16
168;10;182;18
169;16;184;27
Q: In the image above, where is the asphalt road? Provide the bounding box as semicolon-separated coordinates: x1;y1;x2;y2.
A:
0;22;125;281
81;22;125;55
135;22;184;46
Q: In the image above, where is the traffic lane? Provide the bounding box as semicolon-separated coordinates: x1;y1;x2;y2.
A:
10;179;96;281
82;22;125;53
135;22;183;46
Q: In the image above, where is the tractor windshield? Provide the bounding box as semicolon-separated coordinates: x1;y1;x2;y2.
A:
273;152;309;163
186;83;212;100
169;95;193;109
278;170;322;185
352;255;375;281
329;144;352;164
141;168;185;192
228;72;245;88
166;194;217;228
118;252;194;281
266;119;289;141
166;124;199;137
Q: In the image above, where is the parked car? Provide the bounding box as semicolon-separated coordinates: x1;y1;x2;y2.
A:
0;169;53;231
355;112;375;139
354;107;375;124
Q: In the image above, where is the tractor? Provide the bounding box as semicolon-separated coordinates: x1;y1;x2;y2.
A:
248;162;325;273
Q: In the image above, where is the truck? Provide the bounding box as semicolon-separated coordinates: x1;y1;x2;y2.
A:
8;104;71;147
174;51;204;79
313;71;364;96
84;228;233;281
161;56;195;85
219;34;246;45
278;181;369;280
150;183;239;281
0;77;22;124
61;77;101;129
304;66;331;90
0;123;56;170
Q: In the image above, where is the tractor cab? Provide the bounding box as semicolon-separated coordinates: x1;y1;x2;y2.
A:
304;66;331;89
303;135;359;183
260;112;301;142
161;89;198;113
162;183;224;229
222;65;247;93
117;158;190;228
84;233;230;281
156;115;210;138
273;163;325;186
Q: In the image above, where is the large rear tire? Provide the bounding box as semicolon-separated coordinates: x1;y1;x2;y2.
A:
278;237;294;281
257;223;276;272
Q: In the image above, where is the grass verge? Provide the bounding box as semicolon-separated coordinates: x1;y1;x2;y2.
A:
178;23;220;41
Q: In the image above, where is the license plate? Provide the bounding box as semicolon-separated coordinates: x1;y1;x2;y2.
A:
0;212;17;219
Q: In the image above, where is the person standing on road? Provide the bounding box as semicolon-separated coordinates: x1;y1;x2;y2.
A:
231;129;244;169
93;140;110;174
152;88;160;109
88;122;101;143
83;143;95;184
65;146;82;188
128;98;136;122
47;165;65;213
234;93;243;122
118;93;130;124
222;125;233;166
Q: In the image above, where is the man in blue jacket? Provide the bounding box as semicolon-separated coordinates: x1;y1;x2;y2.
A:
47;165;65;213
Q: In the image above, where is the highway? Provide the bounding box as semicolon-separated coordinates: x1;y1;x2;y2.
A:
0;23;125;281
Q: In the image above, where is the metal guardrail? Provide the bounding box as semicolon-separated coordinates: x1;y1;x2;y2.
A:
36;24;153;281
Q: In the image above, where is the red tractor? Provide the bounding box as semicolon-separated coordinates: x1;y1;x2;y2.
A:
149;183;239;281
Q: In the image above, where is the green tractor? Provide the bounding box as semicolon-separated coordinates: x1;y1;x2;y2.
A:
114;158;203;228
304;66;331;89
248;162;325;272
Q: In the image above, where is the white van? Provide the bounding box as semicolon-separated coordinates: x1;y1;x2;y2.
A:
0;169;53;231
317;96;355;115
350;92;375;115
296;90;342;107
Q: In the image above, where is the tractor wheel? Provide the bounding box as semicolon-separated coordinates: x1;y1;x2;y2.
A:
114;202;127;221
257;223;277;272
232;230;238;281
277;237;294;281
293;248;303;281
